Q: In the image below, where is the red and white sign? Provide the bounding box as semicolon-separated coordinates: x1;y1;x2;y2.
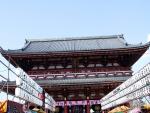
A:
56;100;101;106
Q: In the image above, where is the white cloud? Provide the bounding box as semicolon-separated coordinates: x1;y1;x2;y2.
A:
143;50;150;58
147;34;150;42
143;34;150;58
133;50;150;72
138;35;150;67
133;35;150;72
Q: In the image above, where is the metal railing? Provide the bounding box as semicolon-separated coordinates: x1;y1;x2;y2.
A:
0;54;24;104
0;54;56;111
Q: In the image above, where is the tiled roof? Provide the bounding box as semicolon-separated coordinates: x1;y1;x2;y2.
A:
4;35;148;53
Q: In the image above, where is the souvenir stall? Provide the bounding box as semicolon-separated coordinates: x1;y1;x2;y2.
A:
0;100;23;113
101;63;150;113
0;55;56;113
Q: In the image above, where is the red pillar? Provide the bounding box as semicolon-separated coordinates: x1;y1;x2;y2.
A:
86;96;90;113
64;97;68;113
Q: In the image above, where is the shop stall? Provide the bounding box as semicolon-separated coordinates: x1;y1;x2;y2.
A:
0;100;23;113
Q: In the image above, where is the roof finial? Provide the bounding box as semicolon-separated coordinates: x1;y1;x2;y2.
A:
120;34;124;39
25;39;28;44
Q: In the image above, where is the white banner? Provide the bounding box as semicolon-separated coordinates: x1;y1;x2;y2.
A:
45;93;56;111
15;68;43;106
101;63;150;110
15;87;43;106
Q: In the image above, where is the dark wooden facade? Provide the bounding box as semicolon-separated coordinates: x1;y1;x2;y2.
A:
1;35;150;113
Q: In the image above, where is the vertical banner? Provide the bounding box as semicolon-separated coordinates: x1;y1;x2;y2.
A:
45;93;56;111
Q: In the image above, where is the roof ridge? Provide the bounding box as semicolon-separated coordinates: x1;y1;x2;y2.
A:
26;34;124;42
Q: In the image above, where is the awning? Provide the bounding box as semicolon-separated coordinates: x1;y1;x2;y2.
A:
108;105;129;113
32;108;46;113
142;104;150;110
0;101;7;113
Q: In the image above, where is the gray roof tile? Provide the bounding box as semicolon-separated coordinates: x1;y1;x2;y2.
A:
5;35;148;53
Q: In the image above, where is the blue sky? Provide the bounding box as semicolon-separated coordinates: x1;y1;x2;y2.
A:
0;0;150;71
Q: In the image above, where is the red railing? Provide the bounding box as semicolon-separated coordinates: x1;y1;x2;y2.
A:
29;70;132;80
28;67;130;75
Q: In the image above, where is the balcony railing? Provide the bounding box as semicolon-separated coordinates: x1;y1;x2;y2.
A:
30;70;132;80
